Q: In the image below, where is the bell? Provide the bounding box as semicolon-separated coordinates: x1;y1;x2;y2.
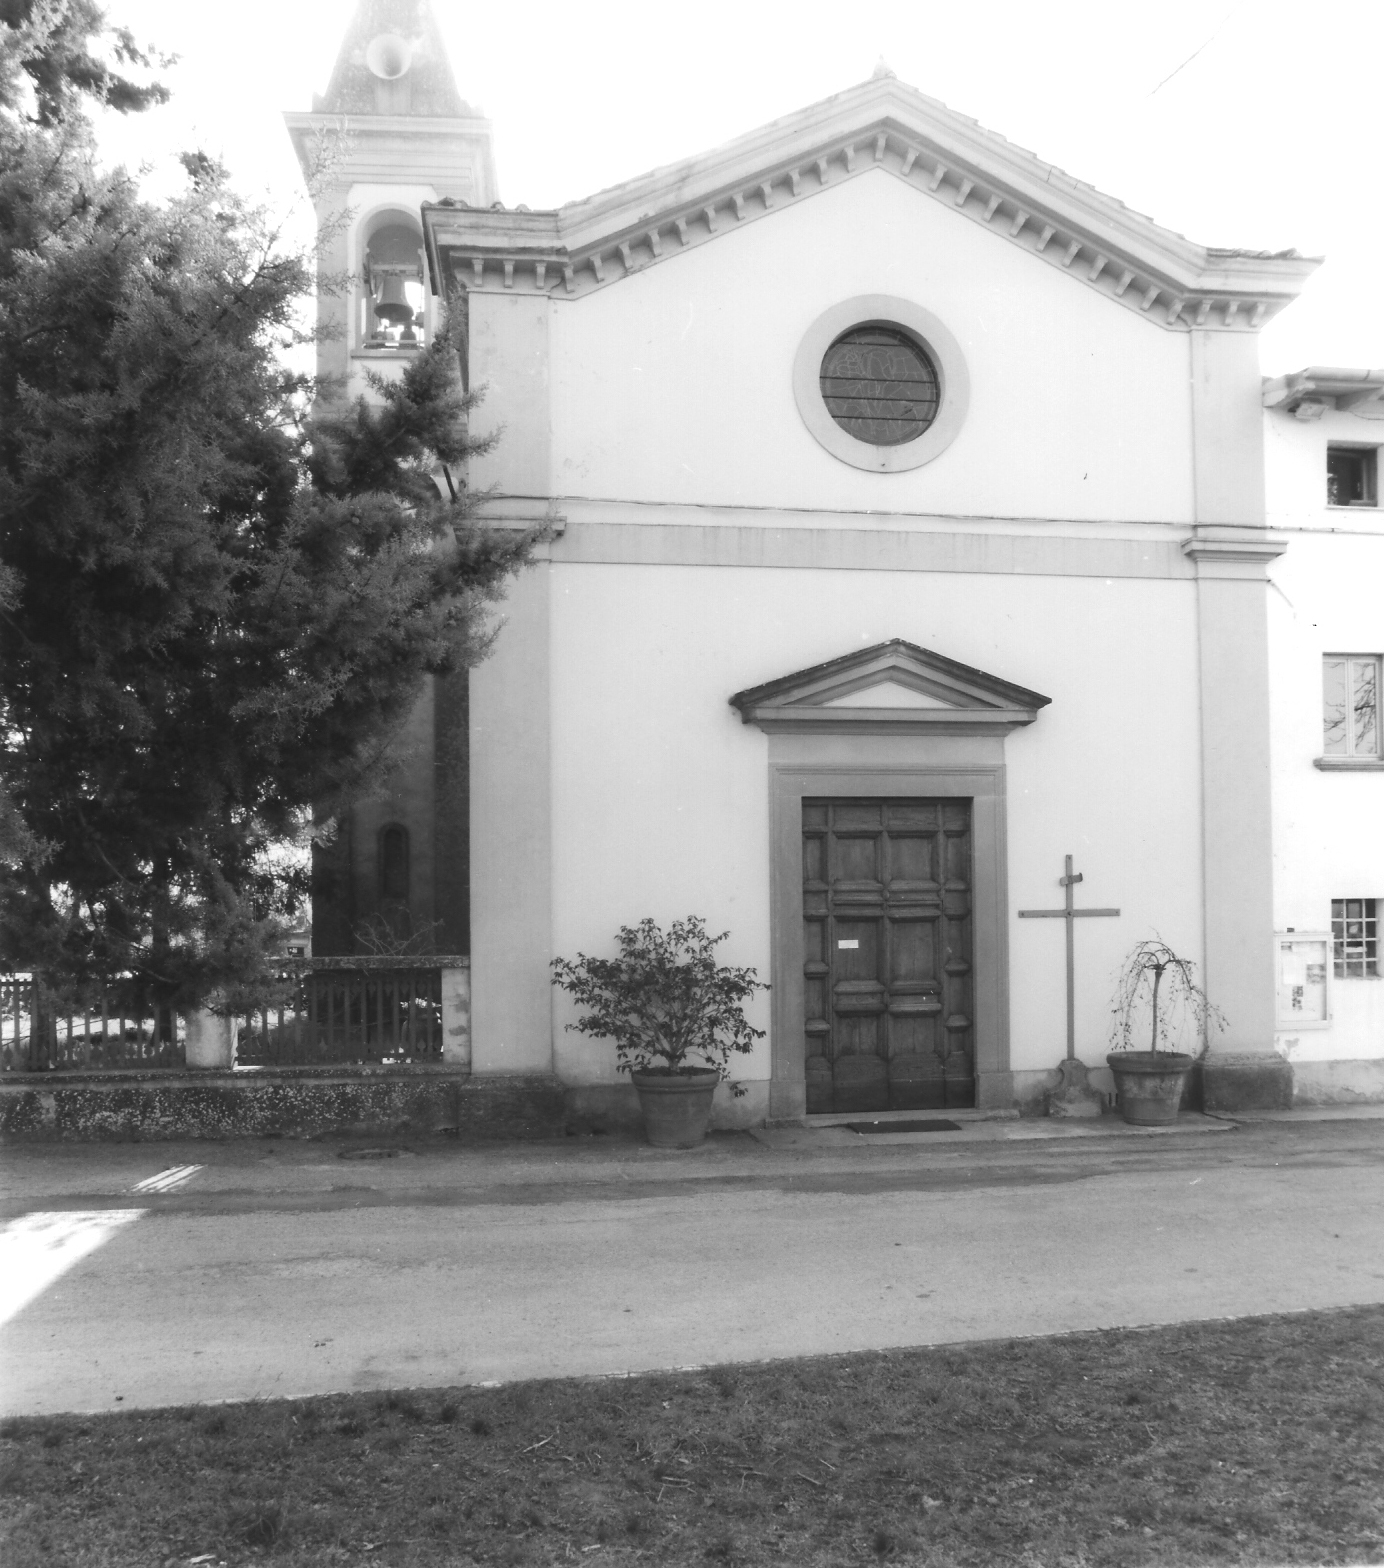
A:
374;271;413;326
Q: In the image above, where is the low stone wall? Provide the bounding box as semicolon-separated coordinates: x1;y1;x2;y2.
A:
11;1055;1376;1143
0;1067;565;1142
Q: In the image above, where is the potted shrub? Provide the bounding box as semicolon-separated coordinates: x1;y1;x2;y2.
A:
1107;939;1226;1125
551;917;766;1148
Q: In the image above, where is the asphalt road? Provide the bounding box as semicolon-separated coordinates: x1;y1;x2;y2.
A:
3;1113;1383;1416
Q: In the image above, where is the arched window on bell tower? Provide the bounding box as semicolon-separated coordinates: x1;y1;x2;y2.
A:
379;824;410;906
361;214;427;353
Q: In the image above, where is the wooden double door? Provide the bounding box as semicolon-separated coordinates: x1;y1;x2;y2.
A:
803;798;975;1113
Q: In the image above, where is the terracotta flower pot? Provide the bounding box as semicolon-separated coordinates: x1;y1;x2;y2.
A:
630;1068;720;1148
1106;1051;1195;1126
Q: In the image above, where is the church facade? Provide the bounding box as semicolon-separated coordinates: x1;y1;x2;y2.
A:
289;1;1384;1122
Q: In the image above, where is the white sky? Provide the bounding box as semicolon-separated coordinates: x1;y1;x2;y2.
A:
95;0;1382;376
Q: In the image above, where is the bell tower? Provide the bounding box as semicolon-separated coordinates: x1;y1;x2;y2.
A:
285;0;497;401
286;0;491;956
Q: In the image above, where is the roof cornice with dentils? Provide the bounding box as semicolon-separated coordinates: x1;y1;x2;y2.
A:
422;72;1320;332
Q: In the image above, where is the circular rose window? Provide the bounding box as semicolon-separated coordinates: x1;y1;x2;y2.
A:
792;297;969;473
819;325;940;446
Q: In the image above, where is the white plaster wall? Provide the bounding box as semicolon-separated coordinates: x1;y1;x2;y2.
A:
1268;521;1384;1064
546;560;1204;1090
469;295;551;497
547;171;1196;524
1265;403;1384;529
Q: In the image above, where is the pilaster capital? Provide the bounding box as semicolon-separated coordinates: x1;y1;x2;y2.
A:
1181;527;1288;579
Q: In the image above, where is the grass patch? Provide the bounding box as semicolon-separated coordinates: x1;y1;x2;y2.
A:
2;1306;1382;1566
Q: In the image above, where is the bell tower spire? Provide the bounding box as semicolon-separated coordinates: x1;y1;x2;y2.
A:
316;0;472;119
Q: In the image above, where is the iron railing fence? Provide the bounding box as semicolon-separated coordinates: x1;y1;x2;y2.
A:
236;962;444;1067
1;973;183;1072
1;961;451;1071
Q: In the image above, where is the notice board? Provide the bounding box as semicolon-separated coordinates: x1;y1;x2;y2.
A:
1275;933;1330;1028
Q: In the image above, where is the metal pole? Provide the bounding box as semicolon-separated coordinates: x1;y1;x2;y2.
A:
1065;917;1075;1060
1064;854;1076;1061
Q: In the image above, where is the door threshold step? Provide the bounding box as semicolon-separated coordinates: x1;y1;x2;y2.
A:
805;1108;1019;1127
843;1118;962;1134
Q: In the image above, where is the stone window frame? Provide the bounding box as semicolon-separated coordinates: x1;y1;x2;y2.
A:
792;295;970;473
1317;652;1384;771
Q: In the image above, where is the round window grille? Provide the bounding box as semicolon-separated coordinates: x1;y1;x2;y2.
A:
819;325;940;447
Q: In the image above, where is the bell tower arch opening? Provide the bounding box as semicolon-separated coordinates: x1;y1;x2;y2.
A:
360;211;428;352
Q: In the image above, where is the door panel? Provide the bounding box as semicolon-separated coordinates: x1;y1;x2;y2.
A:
803;798;974;1114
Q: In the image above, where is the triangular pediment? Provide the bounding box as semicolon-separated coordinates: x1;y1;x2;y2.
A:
822;680;951;709
729;640;1050;735
423;73;1317;332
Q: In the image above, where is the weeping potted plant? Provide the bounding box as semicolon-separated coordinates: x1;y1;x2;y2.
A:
1107;938;1226;1125
551;917;766;1148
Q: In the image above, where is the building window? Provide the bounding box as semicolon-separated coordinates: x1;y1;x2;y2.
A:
379;824;410;904
1326;446;1377;507
819;325;940;447
1323;655;1381;758
792;296;969;474
1332;899;1379;979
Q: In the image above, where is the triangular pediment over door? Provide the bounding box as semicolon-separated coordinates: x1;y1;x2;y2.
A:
729;639;1050;735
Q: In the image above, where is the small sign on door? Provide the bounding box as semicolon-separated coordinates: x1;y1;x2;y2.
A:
838;939;859;949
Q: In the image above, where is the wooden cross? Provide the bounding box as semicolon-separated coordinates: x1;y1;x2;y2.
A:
1018;855;1120;1062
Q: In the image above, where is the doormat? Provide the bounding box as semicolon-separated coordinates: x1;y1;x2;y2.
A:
844;1119;963;1134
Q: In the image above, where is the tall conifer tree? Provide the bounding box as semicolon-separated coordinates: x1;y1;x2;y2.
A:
0;2;534;1005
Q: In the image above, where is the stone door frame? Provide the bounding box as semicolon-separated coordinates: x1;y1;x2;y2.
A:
766;740;1011;1118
